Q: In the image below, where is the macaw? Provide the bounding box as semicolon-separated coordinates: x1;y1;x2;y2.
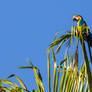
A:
73;15;89;39
72;14;92;64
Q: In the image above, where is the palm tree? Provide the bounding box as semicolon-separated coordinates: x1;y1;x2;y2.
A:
48;26;92;92
0;23;92;92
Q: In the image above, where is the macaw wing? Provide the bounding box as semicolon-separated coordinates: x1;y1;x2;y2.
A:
79;20;87;26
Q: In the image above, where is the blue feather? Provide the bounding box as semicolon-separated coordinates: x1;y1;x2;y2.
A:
79;19;87;26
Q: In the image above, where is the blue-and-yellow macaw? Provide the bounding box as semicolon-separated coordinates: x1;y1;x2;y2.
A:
72;14;92;63
73;15;89;39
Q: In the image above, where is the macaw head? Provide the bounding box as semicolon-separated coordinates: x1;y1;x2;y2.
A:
73;15;83;21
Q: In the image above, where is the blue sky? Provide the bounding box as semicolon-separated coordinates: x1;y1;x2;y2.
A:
0;0;92;91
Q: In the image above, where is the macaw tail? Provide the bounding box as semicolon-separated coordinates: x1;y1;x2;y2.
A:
87;32;92;46
87;33;92;64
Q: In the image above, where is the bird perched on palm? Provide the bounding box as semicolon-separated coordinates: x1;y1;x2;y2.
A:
72;14;92;63
72;15;90;40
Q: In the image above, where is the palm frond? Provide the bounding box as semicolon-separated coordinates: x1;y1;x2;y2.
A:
19;62;45;92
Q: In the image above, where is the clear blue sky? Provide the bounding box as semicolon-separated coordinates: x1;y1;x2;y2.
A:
0;0;92;91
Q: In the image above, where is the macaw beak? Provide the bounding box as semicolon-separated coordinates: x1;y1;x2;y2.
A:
72;15;79;21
